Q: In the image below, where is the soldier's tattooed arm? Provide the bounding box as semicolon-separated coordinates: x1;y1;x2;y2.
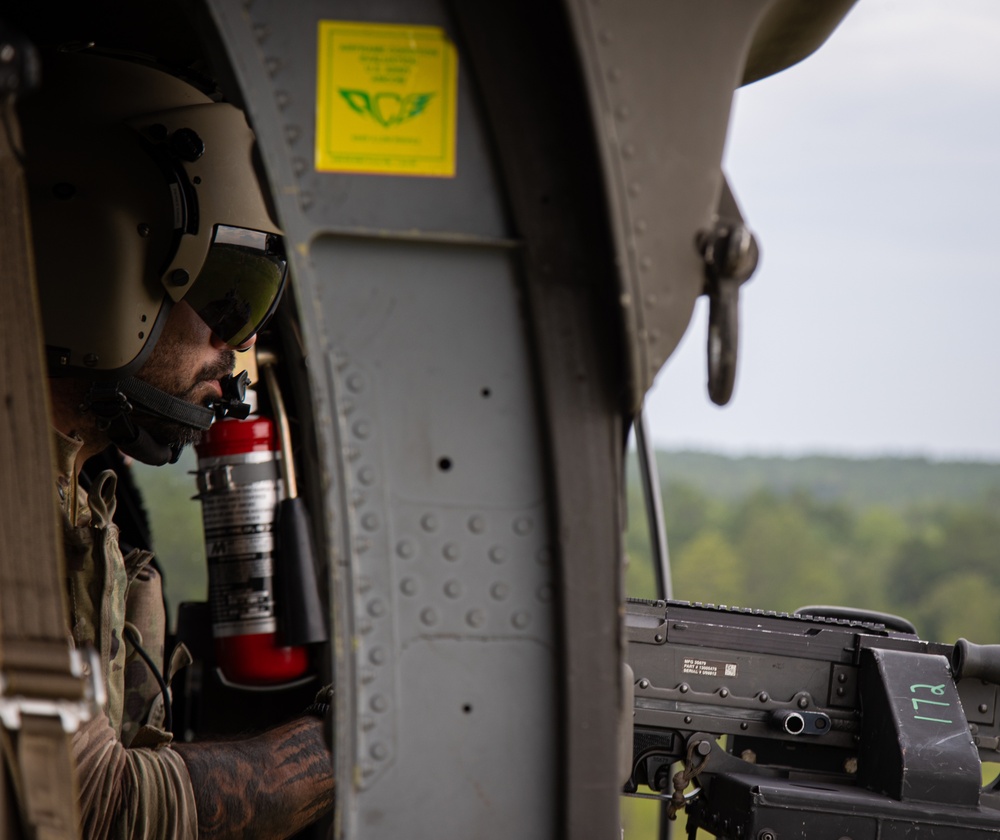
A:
173;715;335;839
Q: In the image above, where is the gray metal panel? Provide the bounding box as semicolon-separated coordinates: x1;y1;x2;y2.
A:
218;0;510;241
564;0;776;407
447;6;629;836
313;237;557;835
204;3;559;837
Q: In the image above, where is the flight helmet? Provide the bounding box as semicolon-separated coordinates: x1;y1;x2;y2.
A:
19;48;287;463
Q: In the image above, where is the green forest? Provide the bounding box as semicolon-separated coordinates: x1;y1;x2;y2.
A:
625;450;1000;645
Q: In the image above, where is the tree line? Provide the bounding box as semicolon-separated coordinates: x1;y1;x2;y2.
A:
626;473;1000;645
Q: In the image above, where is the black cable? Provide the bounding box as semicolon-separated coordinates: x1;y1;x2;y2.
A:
123;626;173;734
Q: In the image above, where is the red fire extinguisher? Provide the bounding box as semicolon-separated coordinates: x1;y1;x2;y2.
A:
195;415;309;684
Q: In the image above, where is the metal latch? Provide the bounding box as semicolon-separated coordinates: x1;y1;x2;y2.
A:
697;175;760;406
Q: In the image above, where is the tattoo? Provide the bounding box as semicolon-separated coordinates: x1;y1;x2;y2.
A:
175;716;335;839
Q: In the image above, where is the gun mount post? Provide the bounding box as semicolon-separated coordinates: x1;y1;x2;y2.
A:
858;646;981;806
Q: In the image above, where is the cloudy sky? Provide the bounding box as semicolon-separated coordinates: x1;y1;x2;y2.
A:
644;0;1000;461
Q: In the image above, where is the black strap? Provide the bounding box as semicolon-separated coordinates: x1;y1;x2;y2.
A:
81;378;211;465
119;377;214;429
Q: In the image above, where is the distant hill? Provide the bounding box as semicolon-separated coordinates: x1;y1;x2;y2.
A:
643;449;1000;509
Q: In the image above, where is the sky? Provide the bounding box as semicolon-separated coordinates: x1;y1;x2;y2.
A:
644;0;1000;462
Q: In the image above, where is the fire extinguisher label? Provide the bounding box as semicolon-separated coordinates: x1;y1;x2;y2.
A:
202;479;281;637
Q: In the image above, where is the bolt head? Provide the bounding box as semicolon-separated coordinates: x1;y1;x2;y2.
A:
169;127;205;162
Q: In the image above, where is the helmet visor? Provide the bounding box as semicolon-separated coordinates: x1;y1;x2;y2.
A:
184;225;288;347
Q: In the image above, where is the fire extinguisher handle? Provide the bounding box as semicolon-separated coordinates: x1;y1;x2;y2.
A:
276;496;328;646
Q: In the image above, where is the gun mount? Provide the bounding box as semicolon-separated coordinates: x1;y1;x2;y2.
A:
625;599;1000;839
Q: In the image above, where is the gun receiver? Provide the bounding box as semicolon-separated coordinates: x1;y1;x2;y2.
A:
625;599;1000;839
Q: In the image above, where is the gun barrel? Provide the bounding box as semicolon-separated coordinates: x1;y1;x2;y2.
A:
776;710;804;734
770;709;832;736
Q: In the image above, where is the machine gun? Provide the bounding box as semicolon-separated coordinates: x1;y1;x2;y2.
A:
624;598;1000;839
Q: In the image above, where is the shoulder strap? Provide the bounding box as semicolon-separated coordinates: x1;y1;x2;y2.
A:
0;31;98;840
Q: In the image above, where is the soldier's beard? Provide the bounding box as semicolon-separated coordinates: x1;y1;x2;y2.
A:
133;350;237;451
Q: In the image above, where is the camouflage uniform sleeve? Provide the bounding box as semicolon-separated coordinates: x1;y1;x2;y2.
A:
73;710;198;840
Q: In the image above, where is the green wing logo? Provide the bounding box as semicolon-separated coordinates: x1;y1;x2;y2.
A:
339;89;435;127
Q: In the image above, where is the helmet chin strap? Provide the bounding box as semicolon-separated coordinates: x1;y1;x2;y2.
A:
83;371;251;466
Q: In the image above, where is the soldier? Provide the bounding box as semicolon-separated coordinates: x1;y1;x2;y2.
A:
18;48;334;838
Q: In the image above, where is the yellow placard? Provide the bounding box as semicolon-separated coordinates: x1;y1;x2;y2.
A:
316;21;458;177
